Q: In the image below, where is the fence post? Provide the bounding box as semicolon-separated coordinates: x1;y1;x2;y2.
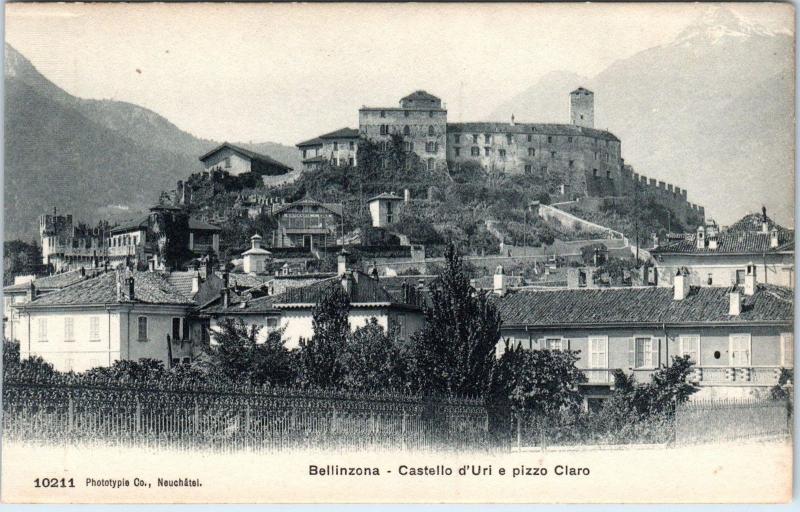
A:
402;411;407;450
135;396;141;435
194;398;200;436
67;394;74;433
516;413;521;450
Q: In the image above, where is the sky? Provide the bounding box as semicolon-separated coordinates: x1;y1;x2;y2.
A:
5;2;793;147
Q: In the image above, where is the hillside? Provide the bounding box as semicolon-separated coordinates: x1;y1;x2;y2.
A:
489;7;794;226
3;43;301;240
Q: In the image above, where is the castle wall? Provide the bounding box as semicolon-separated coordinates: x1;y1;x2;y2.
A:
619;166;705;227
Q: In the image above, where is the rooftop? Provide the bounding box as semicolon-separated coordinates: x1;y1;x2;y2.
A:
446;122;619;142
271;197;344;217
368;192;404;202
495;284;793;328
21;271;194;308
4;268;104;293
652;230;794;255
199;142;292;172
297;127;360;147
401;90;441;103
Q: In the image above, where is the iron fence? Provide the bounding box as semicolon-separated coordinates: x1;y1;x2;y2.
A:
2;380;489;452
674;398;791;445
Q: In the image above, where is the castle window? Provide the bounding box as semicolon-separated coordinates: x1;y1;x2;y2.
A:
471;147;480;157
429;111;434;118
524;164;532;174
425;142;435;153
499;149;506;158
568;137;573;143
380;111;386;118
547;136;553;143
454;147;461;157
380;125;389;136
606;170;611;179
550;151;556;158
528;148;535;157
569;160;574;168
472;134;478;143
484;134;491;143
593;169;598;177
506;134;513;144
427;158;435;171
484;147;491;156
428;126;435;136
527;134;532;142
403;125;411;136
404;110;410;117
454;134;461;144
541;166;548;174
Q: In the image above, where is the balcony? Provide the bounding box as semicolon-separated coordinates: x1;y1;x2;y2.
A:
689;366;787;386
581;369;616;385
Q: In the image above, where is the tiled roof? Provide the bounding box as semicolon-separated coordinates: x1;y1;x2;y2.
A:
297;128;359;147
4;268;104;293
447;122;620;142
495;285;793;327
225;272;273;290
198;143;292;172
727;212;788;233
470;275;525;289
401;90;441;102
368;192;403;202
188;218;221;232
110;215;149;234
296;137;324;148
652;230;794;255
164;271;198;298
271;197;343;217
24;271;194;307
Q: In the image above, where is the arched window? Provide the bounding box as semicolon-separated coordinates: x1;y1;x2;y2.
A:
428;126;435;136
427;158;435;171
403;125;410;136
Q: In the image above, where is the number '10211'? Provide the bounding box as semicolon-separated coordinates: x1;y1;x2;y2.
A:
34;478;75;488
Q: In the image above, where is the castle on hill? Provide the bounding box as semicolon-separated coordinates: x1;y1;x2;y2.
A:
296;88;704;226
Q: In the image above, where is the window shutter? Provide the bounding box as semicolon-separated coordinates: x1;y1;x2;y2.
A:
653;338;661;368
537;338;545;351
628;338;636;368
566;338;571;351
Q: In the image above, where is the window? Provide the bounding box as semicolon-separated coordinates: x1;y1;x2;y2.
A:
606;170;611;179
429;111;435;118
498;149;506;158
266;318;279;331
546;338;563;351
471;147;480;157
707;273;713;285
781;333;794;366
485;134;491;143
182;318;189;340
333;142;338;151
404;110;410;117
593;169;598;177
425;142;436;153
64;317;74;342
454;134;460;144
348;157;354;166
729;334;751;366
380;110;386;118
547;136;553;143
589;336;608;369
524;164;532;174
528;148;535;157
454;147;460;157
568;136;573;143
541;165;548;174
506;134;513;144
302;149;307;159
138;316;148;341
64;359;74;372
472;134;479;144
37;318;47;342
379;125;388;135
224;157;231;168
527;134;532;142
428;126;435;136
387;201;394;223
550;151;556;158
403;125;410;136
182;357;191;364
397;314;407;340
680;335;700;363
568;160;574;168
735;269;746;285
349;141;355;150
427;158;435;171
484;147;491;156
634;337;653;368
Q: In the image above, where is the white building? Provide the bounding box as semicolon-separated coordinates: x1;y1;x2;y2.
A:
368;192;406;228
13;270;196;372
199;143;293;176
242;234;272;274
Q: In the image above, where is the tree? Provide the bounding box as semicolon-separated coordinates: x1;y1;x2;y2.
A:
342;318;408;392
3;338;57;379
489;340;586;417
296;283;351;388
84;358;167;381
202;318;294;386
409;243;501;396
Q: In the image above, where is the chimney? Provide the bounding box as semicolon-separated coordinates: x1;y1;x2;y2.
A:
696;226;706;249
200;258;211;279
673;268;690;300
770;228;779;249
192;272;201;294
80;266;85;277
708;235;718;250
404;189;410;203
341;272;352;295
26;281;37;302
128;277;135;301
510;113;515;126
493;265;507;296
251;233;262;250
729;288;741;316
744;262;756;296
223;271;230;289
337;252;347;276
761;205;769;233
221;289;230;309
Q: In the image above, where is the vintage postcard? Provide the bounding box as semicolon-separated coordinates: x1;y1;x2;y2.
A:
1;1;795;504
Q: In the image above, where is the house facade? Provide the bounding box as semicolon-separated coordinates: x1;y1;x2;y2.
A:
270;197;342;250
13;270;197;372
493;268;793;404
199;143;292;176
652;212;794;289
296;128;360;171
368;192;405;228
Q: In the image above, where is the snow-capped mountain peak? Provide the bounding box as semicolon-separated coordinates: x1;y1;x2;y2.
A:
671;7;775;46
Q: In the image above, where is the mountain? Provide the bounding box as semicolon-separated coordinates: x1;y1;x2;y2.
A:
489;7;794;226
4;44;301;240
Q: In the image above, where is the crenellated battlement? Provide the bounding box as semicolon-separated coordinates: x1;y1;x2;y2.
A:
620;166;704;227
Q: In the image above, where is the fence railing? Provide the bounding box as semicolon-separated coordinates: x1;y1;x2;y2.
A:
2;381;489;452
689;366;784;386
674;398;791;445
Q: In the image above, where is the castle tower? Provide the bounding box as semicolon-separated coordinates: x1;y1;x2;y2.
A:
570;87;594;128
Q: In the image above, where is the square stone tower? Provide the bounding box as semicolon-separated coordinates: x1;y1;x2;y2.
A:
570;87;594;128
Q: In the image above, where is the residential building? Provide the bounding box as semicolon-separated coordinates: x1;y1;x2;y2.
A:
242;234;272;274
39;209;112;272
13;270;197;372
492;267;794;404
368;192;405;228
199;142;292;176
652;210;794;288
271;197;343;251
296;128;360;171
